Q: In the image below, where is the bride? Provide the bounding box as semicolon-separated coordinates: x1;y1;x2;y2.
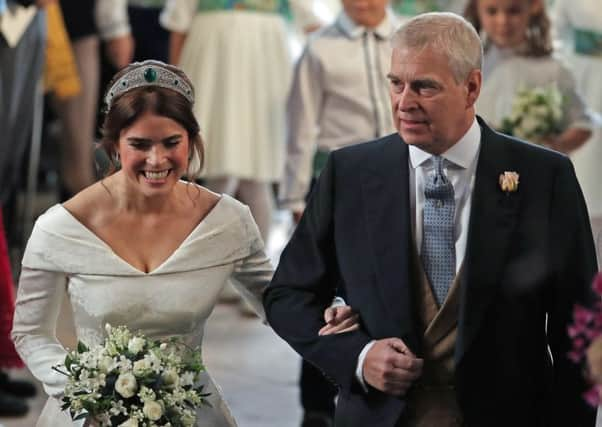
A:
11;60;357;426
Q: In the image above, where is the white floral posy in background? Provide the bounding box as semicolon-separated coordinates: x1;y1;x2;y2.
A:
53;324;209;427
500;85;564;144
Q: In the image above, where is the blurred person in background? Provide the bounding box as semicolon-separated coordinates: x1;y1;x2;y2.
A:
161;0;321;244
161;0;323;309
553;0;602;262
0;0;50;416
464;0;592;153
54;0;133;200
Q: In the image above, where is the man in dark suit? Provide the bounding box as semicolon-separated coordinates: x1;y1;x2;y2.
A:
264;12;597;427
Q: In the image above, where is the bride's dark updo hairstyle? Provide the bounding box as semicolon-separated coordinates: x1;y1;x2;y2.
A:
100;60;204;179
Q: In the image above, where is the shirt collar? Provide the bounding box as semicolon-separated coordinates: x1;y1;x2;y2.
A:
336;9;397;40
409;117;481;169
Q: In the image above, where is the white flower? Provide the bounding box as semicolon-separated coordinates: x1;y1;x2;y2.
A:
531;104;550;120
106;341;120;357
133;359;151;376
99;356;115;373
115;373;138;398
142;400;163;421
116;355;133;372
517;115;539;138
180;409;196;427
108;326;132;350
71;399;83;411
118;418;139;427
138;385;156;402
128;337;146;355
161;369;180;389
146;352;163;373
180;371;195;387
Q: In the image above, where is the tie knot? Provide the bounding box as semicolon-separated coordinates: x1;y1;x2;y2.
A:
432;155;445;176
425;156;454;201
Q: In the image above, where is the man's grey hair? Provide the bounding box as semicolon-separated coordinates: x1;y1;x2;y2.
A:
391;12;483;82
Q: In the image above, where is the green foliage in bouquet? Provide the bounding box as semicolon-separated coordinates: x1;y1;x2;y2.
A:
500;85;564;144
52;324;210;427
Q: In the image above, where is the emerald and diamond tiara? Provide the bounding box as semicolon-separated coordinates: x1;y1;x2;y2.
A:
104;61;194;111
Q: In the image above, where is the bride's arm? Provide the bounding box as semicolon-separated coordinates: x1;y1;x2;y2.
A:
11;267;70;399
229;213;273;321
229;207;361;334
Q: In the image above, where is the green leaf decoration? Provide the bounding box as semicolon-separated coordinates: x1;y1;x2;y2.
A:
77;341;89;354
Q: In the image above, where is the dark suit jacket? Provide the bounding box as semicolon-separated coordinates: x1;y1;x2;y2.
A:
264;118;597;427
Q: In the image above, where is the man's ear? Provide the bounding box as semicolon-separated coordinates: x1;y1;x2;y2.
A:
465;69;482;108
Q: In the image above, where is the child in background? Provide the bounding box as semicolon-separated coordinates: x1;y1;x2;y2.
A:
553;0;602;259
464;0;592;155
280;0;397;223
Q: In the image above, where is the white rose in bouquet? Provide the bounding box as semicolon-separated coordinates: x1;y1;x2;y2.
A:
98;356;115;373
115;373;137;398
142;400;164;421
132;358;151;376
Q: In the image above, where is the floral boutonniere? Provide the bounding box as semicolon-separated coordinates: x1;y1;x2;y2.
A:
499;171;520;193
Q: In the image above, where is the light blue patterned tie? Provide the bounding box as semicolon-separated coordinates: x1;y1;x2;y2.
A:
421;156;455;306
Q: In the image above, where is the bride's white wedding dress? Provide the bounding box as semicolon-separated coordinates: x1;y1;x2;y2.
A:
11;194;272;426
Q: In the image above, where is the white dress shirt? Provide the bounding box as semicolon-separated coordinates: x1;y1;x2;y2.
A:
355;118;482;389
280;11;399;211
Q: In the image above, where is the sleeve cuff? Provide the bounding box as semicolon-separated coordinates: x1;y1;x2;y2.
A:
330;296;346;308
355;340;376;393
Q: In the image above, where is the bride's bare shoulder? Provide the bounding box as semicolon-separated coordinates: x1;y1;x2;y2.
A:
62;180;115;226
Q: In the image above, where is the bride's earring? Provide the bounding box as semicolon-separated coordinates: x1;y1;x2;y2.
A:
113;151;120;166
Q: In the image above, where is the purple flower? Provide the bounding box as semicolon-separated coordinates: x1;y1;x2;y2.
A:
568;323;587;339
583;386;600;407
574;305;595;325
568;350;583;364
592;273;602;296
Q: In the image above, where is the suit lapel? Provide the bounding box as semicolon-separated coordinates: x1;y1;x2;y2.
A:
360;134;418;347
455;118;520;364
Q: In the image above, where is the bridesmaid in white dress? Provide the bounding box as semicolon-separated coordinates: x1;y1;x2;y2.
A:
160;0;322;241
464;0;592;155
11;60;358;427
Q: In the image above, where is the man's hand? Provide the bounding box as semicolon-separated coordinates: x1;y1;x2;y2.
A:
319;305;359;335
105;34;134;70
363;338;423;396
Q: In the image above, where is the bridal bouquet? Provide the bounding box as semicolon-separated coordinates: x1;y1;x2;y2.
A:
500;85;564;144
53;324;210;427
567;274;602;406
